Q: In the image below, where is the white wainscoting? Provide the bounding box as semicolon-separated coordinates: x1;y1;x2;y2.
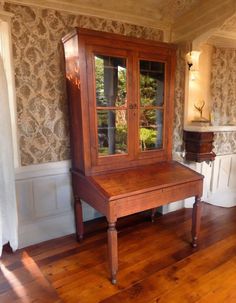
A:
161;154;236;213
15;161;101;248
207;154;236;207
183;154;236;208
15;155;236;248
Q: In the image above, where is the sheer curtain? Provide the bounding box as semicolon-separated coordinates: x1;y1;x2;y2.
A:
0;54;18;256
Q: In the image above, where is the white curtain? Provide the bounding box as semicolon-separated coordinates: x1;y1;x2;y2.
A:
0;54;18;256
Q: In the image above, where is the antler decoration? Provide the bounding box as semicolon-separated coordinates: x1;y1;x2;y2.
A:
194;100;205;118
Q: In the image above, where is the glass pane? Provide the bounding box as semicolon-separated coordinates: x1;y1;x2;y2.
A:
97;110;127;156
139;109;163;151
95;55;127;107
140;60;165;107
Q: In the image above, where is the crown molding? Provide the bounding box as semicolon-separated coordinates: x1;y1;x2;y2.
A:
215;30;236;41
0;9;14;22
208;33;236;49
5;0;171;31
171;0;236;43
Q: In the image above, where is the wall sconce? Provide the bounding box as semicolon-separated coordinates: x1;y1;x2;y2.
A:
186;51;201;71
186;52;193;70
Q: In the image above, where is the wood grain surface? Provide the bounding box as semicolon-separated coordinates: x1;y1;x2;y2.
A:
1;203;236;302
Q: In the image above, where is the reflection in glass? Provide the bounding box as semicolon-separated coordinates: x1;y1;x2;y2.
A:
97;110;127;156
139;109;163;151
140;60;165;107
95;55;127;107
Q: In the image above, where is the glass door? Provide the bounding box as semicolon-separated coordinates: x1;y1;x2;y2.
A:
94;54;128;157
138;58;166;156
86;46;134;168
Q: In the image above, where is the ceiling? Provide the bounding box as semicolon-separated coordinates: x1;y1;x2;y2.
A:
62;0;201;23
5;0;200;22
208;14;236;48
5;0;200;31
3;0;236;45
158;0;199;22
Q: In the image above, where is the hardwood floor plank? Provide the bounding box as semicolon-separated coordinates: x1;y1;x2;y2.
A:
0;251;61;302
1;203;236;303
146;255;236;303
99;235;236;303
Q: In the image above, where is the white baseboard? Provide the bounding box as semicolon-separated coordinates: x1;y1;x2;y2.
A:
161;201;185;214
208;190;236;207
18;212;75;248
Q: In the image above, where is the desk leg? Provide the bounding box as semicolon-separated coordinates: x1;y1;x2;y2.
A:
192;196;202;248
74;197;84;242
151;208;156;222
108;221;118;285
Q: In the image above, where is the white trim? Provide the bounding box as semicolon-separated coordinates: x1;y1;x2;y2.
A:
0;10;20;168
172;0;236;42
213;30;236;41
15;160;71;180
184;125;236;132
0;10;13;19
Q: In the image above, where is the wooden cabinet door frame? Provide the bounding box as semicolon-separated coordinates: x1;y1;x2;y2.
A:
134;51;174;162
86;45;136;171
76;29;176;174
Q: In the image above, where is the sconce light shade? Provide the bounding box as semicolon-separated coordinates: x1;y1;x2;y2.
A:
186;51;201;71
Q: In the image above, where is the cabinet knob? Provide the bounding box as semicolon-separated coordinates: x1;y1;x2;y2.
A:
129;104;137;109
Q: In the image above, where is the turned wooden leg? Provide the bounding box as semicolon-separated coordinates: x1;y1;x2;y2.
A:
3;243;13;253
74;196;84;242
107;221;118;285
151;208;156;223
192;196;202;248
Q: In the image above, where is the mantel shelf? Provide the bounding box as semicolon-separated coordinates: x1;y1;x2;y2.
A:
184;125;236;133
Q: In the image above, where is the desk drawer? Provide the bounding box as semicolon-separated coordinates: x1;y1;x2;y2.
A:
113;180;202;218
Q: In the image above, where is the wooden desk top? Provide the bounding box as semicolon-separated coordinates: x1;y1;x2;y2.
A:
90;161;203;201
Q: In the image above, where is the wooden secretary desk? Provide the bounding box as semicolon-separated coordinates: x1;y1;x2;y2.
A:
62;28;203;284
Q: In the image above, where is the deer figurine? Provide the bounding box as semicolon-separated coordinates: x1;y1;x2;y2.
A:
194;100;205;120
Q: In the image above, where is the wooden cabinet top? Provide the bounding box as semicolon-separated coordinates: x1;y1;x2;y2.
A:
62;27;176;51
62;28;176;175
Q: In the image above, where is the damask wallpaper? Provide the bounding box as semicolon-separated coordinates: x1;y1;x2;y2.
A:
211;47;236;126
4;2;164;165
173;46;186;157
211;47;236;155
214;132;236;155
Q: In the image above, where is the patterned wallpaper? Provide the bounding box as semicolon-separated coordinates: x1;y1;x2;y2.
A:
211;47;236;126
6;2;234;165
4;2;164;165
211;47;236;155
214;132;236;155
173;45;187;157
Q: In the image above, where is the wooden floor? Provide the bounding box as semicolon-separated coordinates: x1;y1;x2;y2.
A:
1;202;236;302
